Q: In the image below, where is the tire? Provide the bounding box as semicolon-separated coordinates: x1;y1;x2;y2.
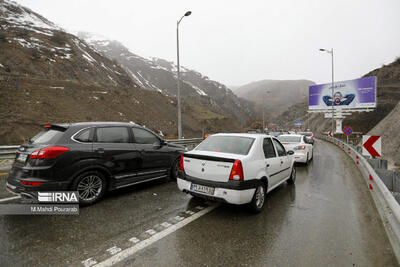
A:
71;171;107;206
287;165;296;185
248;183;266;214
305;153;310;165
170;158;180;180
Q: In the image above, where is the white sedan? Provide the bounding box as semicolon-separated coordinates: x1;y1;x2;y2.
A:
177;133;296;213
277;134;313;164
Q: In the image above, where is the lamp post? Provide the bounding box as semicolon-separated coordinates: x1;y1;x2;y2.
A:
176;11;191;139
319;48;334;136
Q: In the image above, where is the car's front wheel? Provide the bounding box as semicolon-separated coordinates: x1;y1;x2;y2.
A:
249;183;266;214
72;171;106;206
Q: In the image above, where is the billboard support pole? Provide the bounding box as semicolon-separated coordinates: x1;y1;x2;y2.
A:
331;48;334;137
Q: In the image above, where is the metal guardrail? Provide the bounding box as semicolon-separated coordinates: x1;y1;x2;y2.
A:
320;135;400;263
0;146;19;160
0;138;204;160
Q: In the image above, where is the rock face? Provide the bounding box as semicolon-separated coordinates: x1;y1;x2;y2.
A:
77;32;254;126
367;101;400;170
0;0;253;144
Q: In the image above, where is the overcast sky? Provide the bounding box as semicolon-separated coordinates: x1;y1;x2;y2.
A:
16;0;400;86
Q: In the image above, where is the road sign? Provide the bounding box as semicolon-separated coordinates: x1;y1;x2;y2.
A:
294;121;303;127
362;135;381;157
328;131;333;137
343;127;352;135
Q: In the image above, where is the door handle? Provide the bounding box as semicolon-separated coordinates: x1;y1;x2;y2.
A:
95;148;105;154
266;164;270;168
280;160;283;165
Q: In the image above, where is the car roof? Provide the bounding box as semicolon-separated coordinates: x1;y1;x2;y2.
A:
212;133;275;139
50;121;142;128
278;134;303;137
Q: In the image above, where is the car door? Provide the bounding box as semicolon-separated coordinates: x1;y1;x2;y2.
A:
131;127;170;182
262;138;281;189
93;126;140;183
272;138;292;181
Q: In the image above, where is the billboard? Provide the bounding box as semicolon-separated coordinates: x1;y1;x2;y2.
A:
294;121;303;127
309;76;376;110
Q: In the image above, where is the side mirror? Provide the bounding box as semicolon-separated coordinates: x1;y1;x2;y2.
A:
287;150;294;155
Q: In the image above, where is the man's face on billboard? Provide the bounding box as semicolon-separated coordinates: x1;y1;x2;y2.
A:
334;92;342;104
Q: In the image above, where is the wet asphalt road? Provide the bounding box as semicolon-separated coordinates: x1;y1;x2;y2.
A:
0;139;398;266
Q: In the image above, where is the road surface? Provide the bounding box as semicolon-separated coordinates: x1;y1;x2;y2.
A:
0;139;397;266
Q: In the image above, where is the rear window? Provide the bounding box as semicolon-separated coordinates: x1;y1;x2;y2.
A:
195;136;255;155
29;129;65;144
277;136;301;143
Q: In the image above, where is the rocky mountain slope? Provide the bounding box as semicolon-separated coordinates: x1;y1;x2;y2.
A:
77;32;254;126
232;79;315;120
368;101;400;169
0;0;248;144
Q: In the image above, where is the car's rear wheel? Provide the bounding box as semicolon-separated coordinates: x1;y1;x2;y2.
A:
249;183;266;214
72;171;106;206
170;157;180;180
287;166;296;184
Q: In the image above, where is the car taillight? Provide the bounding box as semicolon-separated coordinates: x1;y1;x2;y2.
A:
21;180;43;186
179;154;184;171
229;160;244;181
294;145;306;150
30;146;69;159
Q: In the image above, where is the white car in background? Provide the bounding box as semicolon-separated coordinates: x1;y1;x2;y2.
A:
277;134;313;164
177;133;296;213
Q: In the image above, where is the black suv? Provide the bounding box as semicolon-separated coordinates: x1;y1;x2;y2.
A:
6;122;186;205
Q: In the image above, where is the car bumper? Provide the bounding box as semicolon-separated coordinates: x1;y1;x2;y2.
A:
177;177;256;205
6;176;71;199
293;152;308;163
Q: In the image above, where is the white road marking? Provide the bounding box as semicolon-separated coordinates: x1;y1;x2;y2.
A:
184;210;195;215
160;222;171;228
128;237;140;244
94;204;217;267
145;229;156;235
0;196;21;203
173;215;185;221
106;246;122;255
82;258;97;267
195;205;205;210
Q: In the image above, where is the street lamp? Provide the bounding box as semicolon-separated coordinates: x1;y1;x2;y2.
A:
176;11;191;139
319;48;334;136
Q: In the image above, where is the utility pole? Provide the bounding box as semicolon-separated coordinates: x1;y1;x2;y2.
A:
176;11;192;139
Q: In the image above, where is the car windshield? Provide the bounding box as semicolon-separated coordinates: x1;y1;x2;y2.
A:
29;128;65;144
195;136;255;155
299;132;313;136
277;136;302;143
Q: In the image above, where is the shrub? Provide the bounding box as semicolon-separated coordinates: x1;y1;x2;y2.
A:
50;32;68;46
0;32;6;42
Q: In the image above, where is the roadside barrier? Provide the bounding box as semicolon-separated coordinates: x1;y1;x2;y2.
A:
320;135;400;262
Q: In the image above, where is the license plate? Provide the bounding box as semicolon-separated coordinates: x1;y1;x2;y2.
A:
17;153;28;162
190;183;215;195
